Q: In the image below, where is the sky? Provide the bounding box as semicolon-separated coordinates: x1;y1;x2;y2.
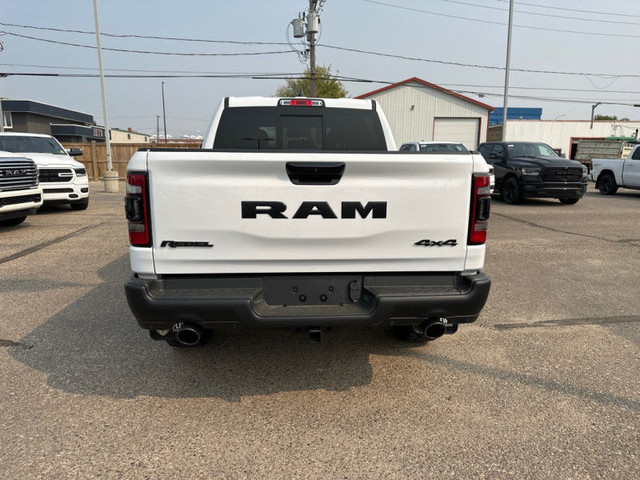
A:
2;0;640;138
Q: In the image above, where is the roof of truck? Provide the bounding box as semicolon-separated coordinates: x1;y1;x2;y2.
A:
0;132;54;138
226;96;376;110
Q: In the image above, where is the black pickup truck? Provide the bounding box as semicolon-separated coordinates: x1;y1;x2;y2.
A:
478;141;588;204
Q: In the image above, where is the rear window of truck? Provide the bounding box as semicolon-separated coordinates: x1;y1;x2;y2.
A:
213;107;387;151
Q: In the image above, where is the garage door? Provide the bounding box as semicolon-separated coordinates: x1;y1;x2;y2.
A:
433;118;480;150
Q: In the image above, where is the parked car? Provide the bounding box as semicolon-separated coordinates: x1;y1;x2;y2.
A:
0;156;43;226
0;133;89;210
400;141;494;193
478;141;588;204
590;144;640;195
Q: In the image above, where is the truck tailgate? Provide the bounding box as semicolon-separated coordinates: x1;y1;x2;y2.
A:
146;151;474;274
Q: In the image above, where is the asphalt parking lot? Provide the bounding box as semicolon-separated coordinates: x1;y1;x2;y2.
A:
1;183;639;479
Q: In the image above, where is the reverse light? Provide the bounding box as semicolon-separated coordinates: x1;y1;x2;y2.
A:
125;173;151;247
469;175;491;245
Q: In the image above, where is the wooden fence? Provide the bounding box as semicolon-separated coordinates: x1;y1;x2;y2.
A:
61;142;201;180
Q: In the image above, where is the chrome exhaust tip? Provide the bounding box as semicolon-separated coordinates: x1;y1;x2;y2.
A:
423;321;446;340
174;323;203;346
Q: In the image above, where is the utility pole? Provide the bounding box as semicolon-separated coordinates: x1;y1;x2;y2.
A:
161;81;167;143
0;41;4;132
501;0;514;141
0;97;4;133
156;115;160;144
590;102;601;129
308;0;317;97
93;0;118;192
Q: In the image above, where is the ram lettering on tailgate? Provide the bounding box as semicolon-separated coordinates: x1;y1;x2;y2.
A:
241;201;387;219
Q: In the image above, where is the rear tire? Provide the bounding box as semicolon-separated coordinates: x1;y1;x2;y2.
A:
559;197;580;205
70;198;89;210
598;173;618;195
502;177;522;204
0;216;27;226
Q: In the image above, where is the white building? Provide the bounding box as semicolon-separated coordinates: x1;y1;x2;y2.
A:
493;120;640;158
110;127;150;144
355;77;494;149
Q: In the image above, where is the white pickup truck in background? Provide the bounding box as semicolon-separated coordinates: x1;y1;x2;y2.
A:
0;155;43;226
591;144;640;195
124;97;491;347
0;133;90;210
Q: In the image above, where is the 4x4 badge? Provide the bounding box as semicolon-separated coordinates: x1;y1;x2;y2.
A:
414;239;458;247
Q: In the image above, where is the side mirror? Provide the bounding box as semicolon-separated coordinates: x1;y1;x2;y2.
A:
68;147;83;156
560;153;566;158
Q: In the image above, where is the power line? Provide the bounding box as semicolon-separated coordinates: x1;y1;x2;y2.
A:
5;24;640;80
451;90;638;106
0;63;309;78
437;0;640;25
3;70;639;107
362;0;640;39
0;21;289;46
440;83;640;95
6;61;640;94
319;44;639;78
1;31;294;57
492;0;640;18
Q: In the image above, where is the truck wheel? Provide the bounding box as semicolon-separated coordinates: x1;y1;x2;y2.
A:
598;173;618;195
502;177;522;204
392;325;429;344
0;216;27;226
70;198;89;210
559;197;580;205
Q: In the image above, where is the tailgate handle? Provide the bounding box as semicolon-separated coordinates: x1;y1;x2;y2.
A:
286;162;345;185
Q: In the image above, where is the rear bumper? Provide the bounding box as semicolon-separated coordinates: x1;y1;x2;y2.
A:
521;180;588;198
125;271;491;330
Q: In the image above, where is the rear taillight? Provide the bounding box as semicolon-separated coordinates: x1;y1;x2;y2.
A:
469;175;491;245
125;173;151;247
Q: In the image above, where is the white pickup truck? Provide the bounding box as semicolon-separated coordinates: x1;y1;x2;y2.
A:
0;133;90;210
125;97;491;347
0;156;43;226
591;144;640;195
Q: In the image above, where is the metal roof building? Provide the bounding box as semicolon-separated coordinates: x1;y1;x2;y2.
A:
355;77;495;149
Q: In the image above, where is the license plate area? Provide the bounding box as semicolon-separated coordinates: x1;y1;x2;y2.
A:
263;275;362;306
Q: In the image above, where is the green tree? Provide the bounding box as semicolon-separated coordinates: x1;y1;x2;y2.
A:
275;65;348;98
594;114;618;120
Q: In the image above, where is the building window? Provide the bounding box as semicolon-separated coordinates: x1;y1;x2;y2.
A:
127;133;131;140
2;112;13;129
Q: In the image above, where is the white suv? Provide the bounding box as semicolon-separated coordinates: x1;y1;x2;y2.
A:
0;133;89;210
